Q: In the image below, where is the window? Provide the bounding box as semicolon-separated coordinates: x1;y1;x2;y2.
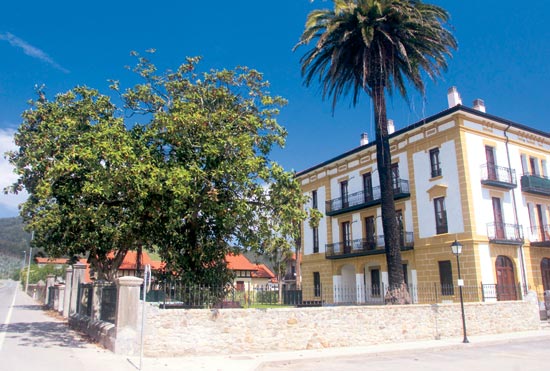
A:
342;221;351;253
365;216;376;248
312;190;318;209
434;197;448;234
370;269;381;296
492;197;504;239
312;226;319;253
313;272;321;297
438;260;454;296
391;163;400;191
340;181;349;208
429;148;442;178
485;146;496;180
363;172;373;202
236;281;245;291
520;154;528;176
529;157;539;176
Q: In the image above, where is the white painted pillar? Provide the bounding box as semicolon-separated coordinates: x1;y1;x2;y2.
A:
381;271;389;296
356;273;365;303
333;275;342;303
411;270;418;304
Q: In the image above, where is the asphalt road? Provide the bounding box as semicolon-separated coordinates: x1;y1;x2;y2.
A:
258;338;550;371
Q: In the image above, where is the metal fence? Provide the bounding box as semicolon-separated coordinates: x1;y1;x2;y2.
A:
77;282;118;323
146;281;530;309
100;284;117;323
147;281;305;309
300;283;526;305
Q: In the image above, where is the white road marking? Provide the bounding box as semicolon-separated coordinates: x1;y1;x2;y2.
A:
0;282;18;351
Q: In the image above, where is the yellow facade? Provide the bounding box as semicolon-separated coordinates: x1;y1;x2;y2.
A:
298;102;550;304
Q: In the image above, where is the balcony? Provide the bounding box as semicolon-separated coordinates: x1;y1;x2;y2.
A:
487;222;523;245
325;179;410;216
528;225;550;247
480;164;517;189
521;173;550;196
325;232;414;259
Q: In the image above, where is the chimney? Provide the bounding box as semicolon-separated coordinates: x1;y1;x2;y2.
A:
447;86;462;108
473;99;486;113
387;119;395;134
360;133;369;146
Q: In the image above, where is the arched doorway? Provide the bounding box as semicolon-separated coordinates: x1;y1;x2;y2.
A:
541;258;550;291
495;256;517;301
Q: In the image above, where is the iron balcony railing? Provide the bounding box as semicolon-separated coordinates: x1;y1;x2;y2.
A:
521;172;550;196
325;232;414;259
480;163;517;189
486;222;523;245
325;179;410;216
529;225;550;247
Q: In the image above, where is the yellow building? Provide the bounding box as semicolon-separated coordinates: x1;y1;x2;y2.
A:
297;87;550;305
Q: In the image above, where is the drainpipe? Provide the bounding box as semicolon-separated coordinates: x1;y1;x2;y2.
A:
504;124;528;294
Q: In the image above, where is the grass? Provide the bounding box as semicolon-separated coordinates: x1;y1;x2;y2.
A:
245;303;292;309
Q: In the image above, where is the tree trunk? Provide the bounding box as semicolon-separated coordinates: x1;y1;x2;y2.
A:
372;84;410;305
295;240;302;290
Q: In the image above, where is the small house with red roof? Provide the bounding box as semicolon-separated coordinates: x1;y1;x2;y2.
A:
225;253;259;291
251;263;277;288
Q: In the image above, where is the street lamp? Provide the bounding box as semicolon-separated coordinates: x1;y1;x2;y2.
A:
451;239;469;343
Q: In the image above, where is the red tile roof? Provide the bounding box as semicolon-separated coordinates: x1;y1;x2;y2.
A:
251;264;275;279
35;257;69;265
106;250;163;270
225;253;258;271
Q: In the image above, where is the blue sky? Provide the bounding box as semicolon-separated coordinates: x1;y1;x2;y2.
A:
1;0;549;218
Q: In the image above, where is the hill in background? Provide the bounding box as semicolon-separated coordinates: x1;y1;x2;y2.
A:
0;217;31;278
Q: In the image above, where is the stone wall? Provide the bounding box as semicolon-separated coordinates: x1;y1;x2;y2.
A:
69;313;116;351
143;301;540;357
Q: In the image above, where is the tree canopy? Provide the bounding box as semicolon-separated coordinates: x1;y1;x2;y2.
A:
6;54;310;285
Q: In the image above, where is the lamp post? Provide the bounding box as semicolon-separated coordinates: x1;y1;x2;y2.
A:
451;239;469;343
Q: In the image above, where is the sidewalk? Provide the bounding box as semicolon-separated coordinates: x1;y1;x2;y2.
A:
4;282;550;371
1;282;135;371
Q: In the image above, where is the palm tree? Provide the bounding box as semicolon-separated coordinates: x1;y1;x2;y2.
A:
295;0;456;303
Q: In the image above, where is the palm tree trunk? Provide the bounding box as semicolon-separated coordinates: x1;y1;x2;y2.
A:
372;84;410;305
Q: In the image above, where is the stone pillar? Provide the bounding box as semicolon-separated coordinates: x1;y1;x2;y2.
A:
63;266;73;318
45;274;55;306
70;263;87;316
57;284;65;313
114;276;143;355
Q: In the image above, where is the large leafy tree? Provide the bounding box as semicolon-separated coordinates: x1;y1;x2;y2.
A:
7;54;310;286
295;0;456;302
118;55;309;287
6;87;156;280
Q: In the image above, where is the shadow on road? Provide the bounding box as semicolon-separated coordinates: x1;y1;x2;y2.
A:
13;304;47;311
0;316;91;349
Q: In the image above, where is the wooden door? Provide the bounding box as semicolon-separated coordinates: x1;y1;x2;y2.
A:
485;146;497;180
342;221;351;254
496;256;517;300
370;269;381;297
365;216;375;250
542;258;550;291
391;163;399;191
492;197;505;239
